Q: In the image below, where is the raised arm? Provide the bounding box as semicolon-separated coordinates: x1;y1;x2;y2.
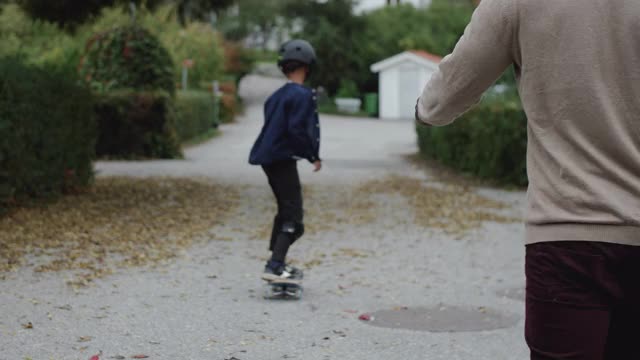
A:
416;0;517;126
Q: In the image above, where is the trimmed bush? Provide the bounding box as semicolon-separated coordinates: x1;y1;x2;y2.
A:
0;58;96;211
79;25;176;95
198;80;238;124
0;4;81;70
161;21;225;89
174;90;217;142
416;94;528;186
219;92;238;124
86;6;225;89
223;41;254;85
94;91;182;159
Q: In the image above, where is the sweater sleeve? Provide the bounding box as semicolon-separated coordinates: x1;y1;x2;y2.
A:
287;92;319;163
416;0;517;126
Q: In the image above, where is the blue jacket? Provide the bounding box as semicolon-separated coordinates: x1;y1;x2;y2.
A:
249;83;321;165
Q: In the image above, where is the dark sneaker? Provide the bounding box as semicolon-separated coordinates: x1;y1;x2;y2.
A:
281;264;303;280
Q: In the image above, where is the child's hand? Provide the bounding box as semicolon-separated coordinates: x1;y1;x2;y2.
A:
313;160;322;172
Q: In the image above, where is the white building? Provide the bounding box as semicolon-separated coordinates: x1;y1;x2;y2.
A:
356;0;432;13
370;50;441;119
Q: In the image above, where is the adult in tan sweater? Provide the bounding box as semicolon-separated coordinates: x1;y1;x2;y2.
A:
416;0;640;359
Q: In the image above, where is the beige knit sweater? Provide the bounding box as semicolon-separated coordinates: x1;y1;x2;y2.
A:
416;0;640;246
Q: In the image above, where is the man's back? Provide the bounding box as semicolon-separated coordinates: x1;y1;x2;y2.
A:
417;0;640;245
415;1;640;357
517;0;640;244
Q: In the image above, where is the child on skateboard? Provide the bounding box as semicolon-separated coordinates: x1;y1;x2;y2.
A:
249;39;321;287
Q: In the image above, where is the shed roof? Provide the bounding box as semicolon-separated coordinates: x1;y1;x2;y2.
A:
409;50;443;64
370;50;442;73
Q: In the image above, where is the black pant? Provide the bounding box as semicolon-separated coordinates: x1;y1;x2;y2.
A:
525;241;640;360
262;160;304;262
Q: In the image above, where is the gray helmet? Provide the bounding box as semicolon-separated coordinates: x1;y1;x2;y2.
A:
278;39;317;67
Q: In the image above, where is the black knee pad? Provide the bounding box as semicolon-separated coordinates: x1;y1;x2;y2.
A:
281;221;304;243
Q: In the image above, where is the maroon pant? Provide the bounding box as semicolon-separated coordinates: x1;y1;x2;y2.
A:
525;241;640;360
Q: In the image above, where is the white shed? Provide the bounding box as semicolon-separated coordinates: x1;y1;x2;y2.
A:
370;50;441;119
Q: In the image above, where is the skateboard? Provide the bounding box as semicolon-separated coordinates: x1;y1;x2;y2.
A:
263;278;303;300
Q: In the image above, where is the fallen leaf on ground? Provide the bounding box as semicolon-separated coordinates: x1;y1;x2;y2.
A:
0;178;239;285
78;336;93;342
21;322;33;329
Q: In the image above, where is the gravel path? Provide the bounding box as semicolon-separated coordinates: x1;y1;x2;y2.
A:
1;75;529;360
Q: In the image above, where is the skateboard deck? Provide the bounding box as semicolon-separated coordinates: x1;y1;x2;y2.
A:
263;278;303;300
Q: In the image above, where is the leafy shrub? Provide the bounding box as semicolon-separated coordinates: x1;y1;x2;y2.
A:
163;22;225;88
0;4;81;70
219;92;238;124
223;41;255;85
93;90;182;159
79;25;176;95
218;81;237;95
247;49;279;63
0;58;96;211
196;79;240;124
336;80;359;98
416;93;528;186
174;90;217;142
87;6;225;89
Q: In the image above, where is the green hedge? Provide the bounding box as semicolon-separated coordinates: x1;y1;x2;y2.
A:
416;94;528;186
94;91;182;159
0;58;96;211
174;90;217;142
219;92;238;124
79;25;176;96
87;6;225;88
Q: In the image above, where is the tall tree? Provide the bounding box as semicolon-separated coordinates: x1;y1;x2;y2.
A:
219;0;285;48
282;0;365;95
17;0;117;27
175;0;235;25
14;0;236;28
